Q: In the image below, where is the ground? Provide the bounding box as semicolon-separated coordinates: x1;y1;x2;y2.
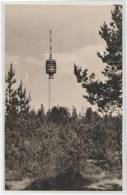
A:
5;161;122;191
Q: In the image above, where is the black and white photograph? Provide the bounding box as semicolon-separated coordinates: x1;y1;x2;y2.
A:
3;1;125;191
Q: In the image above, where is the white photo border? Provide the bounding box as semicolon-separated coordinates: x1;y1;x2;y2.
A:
0;0;127;194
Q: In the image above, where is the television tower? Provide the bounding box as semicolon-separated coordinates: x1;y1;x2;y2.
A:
46;30;56;110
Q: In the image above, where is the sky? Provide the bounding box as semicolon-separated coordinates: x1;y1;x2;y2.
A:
5;4;112;113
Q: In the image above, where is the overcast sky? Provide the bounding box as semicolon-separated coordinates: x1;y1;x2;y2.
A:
5;4;112;113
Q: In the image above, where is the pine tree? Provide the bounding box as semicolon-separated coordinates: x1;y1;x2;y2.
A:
17;80;30;113
85;107;93;122
16;80;31;131
74;5;122;113
5;64;18;129
36;104;45;127
47;106;70;124
71;106;78;120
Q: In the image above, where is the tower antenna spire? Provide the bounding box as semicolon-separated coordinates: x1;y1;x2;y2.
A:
49;29;52;59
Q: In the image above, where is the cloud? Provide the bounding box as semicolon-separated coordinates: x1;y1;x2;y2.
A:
53;45;106;80
25;72;29;79
5;43;106;112
5;54;20;65
25;57;42;65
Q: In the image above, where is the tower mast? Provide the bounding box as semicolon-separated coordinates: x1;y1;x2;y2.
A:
45;30;57;110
